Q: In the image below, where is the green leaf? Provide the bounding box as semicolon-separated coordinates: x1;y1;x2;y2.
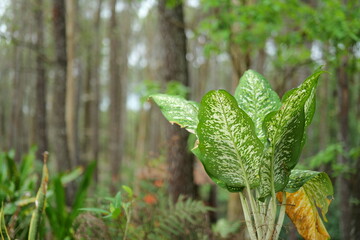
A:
72;161;96;213
191;144;229;190
260;108;305;199
0;204;10;240
114;192;122;209
234;70;281;142
60;167;83;185
197;90;263;191
19;146;36;186
150;94;199;134
284;170;332;196
260;70;323;199
28;155;49;240
122;185;133;199
111;208;121;219
79;208;110;215
5;150;20;189
281;68;323;129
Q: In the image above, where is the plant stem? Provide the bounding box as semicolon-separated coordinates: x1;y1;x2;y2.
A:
123;206;132;240
257;189;268;234
245;187;263;239
239;192;257;240
265;144;277;240
274;192;286;240
265;186;277;240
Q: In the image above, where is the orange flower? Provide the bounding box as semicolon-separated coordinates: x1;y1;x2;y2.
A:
153;179;164;188
144;194;157;205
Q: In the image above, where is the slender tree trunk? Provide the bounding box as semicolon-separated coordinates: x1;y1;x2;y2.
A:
349;50;360;239
83;49;92;161
337;54;351;239
66;0;80;167
9;1;26;162
158;0;195;201
91;0;103;182
34;0;48;160
352;157;360;239
52;0;73;197
108;0;124;193
10;45;24;163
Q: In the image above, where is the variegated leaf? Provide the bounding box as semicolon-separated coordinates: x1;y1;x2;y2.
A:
197;90;263;191
281;69;322;128
234;70;281;142
260;109;305;200
150;94;199;134
277;170;333;240
260;70;323;199
192;144;231;190
284;169;328;193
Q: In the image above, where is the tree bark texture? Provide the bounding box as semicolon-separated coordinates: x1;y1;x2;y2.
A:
158;0;195;201
352;158;360;239
9;1;27;163
52;0;72;172
108;0;125;193
34;0;48;160
66;0;80;167
337;54;351;240
91;0;102;183
10;46;24;163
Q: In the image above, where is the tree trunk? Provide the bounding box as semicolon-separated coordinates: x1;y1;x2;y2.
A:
66;0;80;167
158;0;195;201
9;46;24;163
9;1;26;163
352;157;360;239
34;0;48;160
337;54;351;239
52;0;73;204
89;0;102;182
83;48;92;161
108;0;124;193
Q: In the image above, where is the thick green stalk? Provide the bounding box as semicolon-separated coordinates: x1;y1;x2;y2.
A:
245;187;263;239
274;192;286;240
264;143;278;240
239;192;257;240
257;189;268;234
265;194;277;240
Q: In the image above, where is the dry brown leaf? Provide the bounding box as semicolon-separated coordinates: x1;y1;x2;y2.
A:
277;190;330;240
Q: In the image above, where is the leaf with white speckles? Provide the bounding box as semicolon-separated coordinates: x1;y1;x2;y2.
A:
277;170;333;240
197;90;263;191
282;69;322;129
260;70;323;199
150;94;199;134
235;70;281;142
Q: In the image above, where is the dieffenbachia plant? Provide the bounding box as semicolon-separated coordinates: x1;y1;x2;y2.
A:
150;69;333;240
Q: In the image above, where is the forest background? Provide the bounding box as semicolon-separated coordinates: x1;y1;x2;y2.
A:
0;0;359;239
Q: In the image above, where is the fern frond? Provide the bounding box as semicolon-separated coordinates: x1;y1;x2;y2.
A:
154;195;213;239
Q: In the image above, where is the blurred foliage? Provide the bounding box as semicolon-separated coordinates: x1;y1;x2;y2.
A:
46;161;95;239
0;148;39;239
0;149;95;239
211;218;242;239
1;0;360;238
151;195;213;239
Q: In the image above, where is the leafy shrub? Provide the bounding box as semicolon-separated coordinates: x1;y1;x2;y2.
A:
152;69;334;240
